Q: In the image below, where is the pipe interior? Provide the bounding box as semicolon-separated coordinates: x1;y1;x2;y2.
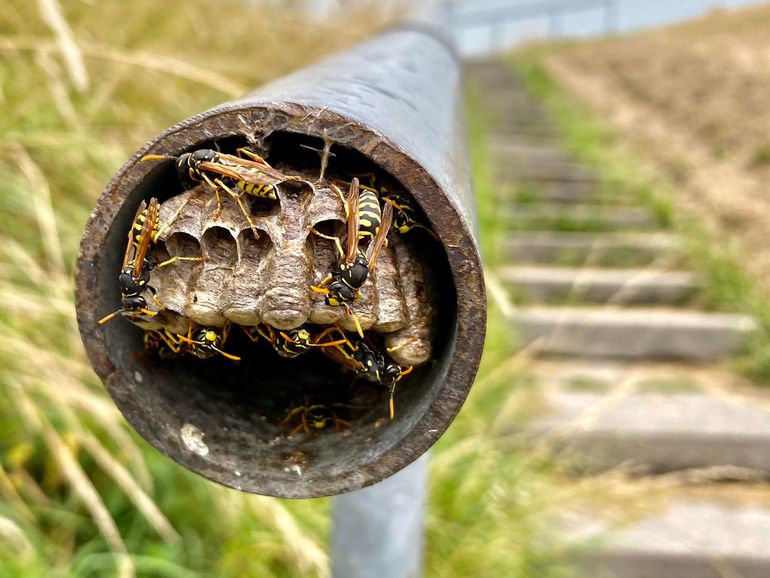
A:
98;131;457;493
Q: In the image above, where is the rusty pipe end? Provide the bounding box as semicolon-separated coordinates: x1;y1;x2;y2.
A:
76;30;485;499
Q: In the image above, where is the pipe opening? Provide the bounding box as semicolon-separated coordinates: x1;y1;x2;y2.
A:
92;130;457;495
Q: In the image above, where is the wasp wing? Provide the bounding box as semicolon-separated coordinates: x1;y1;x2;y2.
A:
320;341;365;373
131;198;160;277
209;152;299;184
345;178;360;262
366;201;392;271
122;199;147;270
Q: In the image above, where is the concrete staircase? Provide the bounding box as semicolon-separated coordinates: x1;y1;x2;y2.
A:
468;60;770;578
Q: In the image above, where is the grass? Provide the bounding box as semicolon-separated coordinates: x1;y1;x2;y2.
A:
0;1;570;576
512;51;770;384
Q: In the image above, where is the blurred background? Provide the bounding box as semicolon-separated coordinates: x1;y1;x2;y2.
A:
3;0;770;576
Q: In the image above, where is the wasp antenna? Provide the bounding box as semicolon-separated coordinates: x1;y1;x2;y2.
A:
310;285;330;295
389;385;396;420
98;309;123;325
140;154;173;162
176;334;199;346
386;336;417;354
213;347;241;362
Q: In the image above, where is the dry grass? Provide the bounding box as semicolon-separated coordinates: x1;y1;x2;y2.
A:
539;3;770;294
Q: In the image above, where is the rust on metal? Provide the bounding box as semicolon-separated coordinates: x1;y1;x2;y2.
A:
75;25;485;498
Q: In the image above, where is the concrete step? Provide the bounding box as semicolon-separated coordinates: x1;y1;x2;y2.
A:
493;125;561;140
507;203;658;231
497;159;597;182
489;139;574;162
506;179;623;204
511;306;756;360
572;496;770;578
502;232;682;267
498;265;699;305
525;358;753;395
531;390;770;474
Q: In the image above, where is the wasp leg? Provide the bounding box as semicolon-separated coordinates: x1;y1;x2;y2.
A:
154;195;193;241
307;226;345;260
155;255;207;269
310;273;333;295
328;182;351;220
213;178;260;239
281;406;306;427
235;147;268;164
332;416;352;432
341;305;364;339
383;197;410;212
200;173;224;220
289;420;307;437
311;326;348;347
143;284;164;309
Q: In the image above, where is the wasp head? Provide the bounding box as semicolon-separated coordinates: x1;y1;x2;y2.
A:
326;280;357;307
339;253;369;289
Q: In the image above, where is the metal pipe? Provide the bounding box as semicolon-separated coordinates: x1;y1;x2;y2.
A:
76;24;485;498
331;454;428;578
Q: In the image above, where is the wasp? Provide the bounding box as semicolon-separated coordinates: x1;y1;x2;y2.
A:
308;178;393;337
320;327;412;419
99;198;204;325
381;189;438;239
142;148;299;238
281;398;359;438
241;323;346;359
354;173;437;238
176;322;241;361
143;323;240;361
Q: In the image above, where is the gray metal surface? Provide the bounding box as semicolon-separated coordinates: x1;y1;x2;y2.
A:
331;455;428;578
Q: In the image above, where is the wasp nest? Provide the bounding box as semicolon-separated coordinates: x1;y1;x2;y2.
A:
102;141;440;432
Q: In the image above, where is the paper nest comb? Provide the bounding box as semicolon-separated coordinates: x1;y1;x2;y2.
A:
128;161;434;368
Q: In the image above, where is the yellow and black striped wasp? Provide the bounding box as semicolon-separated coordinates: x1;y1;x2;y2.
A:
357;174;437;239
308;178;393;336
99;198;204;325
142;148;300;238
319;327;413;420
381;189;438;239
241;323;347;359
143;324;240;361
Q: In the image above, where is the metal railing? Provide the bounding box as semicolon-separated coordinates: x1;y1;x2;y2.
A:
449;0;619;54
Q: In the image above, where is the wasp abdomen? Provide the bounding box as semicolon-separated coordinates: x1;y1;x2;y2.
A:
357;189;382;241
